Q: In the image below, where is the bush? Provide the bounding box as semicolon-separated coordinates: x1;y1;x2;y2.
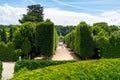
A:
65;22;94;58
101;31;120;58
11;59;120;80
0;61;2;79
35;20;58;57
14;60;76;73
0;42;19;61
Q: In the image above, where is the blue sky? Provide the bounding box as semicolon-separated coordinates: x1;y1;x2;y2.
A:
0;0;120;14
0;0;120;25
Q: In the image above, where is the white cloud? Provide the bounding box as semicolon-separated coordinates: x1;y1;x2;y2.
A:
0;4;26;25
0;4;120;26
44;8;120;26
44;8;102;25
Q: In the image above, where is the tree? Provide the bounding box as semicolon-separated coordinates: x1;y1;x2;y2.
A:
19;4;44;23
13;22;36;58
56;25;75;36
9;27;13;41
1;28;7;43
22;38;31;59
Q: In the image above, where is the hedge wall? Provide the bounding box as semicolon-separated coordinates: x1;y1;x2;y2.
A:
101;31;120;58
92;22;120;58
14;60;76;73
65;22;94;58
0;42;19;61
11;59;120;80
35;20;58;57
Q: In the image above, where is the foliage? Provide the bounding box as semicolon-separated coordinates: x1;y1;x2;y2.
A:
101;31;120;58
21;38;31;59
0;42;19;61
56;25;75;36
65;22;94;59
19;4;44;23
11;59;120;80
9;27;13;41
92;22;120;58
35;20;58;57
1;28;7;43
13;22;36;59
14;60;76;73
0;61;2;79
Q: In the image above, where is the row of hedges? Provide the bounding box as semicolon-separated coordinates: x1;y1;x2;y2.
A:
0;20;59;61
65;22;120;58
65;22;94;58
0;61;2;79
14;60;76;73
11;59;120;80
35;20;59;57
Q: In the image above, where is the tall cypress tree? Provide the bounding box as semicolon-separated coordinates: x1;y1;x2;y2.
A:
1;28;7;43
9;27;13;41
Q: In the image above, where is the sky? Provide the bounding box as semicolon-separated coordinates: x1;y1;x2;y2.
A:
0;0;120;25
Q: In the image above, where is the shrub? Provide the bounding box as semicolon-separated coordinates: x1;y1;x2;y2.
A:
35;20;58;57
0;61;2;79
11;59;120;80
0;42;19;61
65;22;94;58
14;60;76;73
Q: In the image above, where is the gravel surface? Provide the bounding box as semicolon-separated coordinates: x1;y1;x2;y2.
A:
2;62;15;80
51;42;80;60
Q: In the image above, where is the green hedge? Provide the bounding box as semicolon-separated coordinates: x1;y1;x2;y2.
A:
101;31;120;58
65;22;94;58
0;61;2;79
0;42;19;61
14;60;76;73
11;59;120;80
92;22;120;58
35;20;59;57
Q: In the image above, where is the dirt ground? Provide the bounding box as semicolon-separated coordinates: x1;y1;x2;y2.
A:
2;62;15;80
51;42;80;60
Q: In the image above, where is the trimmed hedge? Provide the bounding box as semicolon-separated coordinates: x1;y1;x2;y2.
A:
65;22;94;58
35;20;59;57
0;42;19;61
101;31;120;58
92;22;120;58
0;61;2;79
14;60;76;73
11;59;120;80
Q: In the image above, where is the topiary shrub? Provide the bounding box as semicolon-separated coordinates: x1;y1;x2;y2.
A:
14;60;76;73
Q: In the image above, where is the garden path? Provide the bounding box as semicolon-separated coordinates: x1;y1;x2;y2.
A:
2;62;15;80
51;42;80;60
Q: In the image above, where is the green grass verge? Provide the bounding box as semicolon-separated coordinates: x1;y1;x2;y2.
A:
11;59;120;80
14;60;77;73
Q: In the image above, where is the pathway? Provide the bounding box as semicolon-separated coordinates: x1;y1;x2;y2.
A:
2;62;15;80
51;42;80;60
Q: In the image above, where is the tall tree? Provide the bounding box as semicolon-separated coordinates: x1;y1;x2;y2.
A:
22;38;31;59
19;4;44;23
1;28;7;43
9;27;13;41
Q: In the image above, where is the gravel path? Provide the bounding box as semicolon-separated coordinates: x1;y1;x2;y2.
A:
2;62;15;80
51;42;80;60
